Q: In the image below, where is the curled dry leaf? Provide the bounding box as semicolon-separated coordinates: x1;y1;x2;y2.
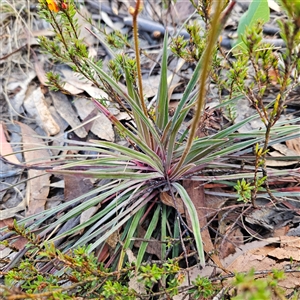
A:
24;87;60;135
60;68;109;99
245;206;295;231
269;236;300;261
18;122;50;216
179;237;300;298
73;98;114;141
271;143;299;156
0;203;26;221
7;71;36;114
50;92;88;138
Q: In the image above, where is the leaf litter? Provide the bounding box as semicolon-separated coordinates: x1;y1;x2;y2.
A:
0;0;300;298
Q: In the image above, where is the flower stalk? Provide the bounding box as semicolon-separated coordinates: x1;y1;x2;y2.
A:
130;0;154;149
171;1;236;178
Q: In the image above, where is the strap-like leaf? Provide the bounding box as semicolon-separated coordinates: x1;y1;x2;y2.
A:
136;205;160;268
172;182;205;267
236;0;270;49
87;59;162;147
156;33;169;130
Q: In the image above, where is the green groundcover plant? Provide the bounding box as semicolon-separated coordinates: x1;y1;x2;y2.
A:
1;0;300;298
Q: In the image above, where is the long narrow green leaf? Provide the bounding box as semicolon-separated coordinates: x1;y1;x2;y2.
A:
212;114;258;139
53;157;137;169
171;0;232;177
40;180;140;236
93;100;164;172
165;107;189;169
183;119;296;163
179;139;226;163
269;133;300;146
123;57;136;100
172;182;205;267
165;31;242;166
98;141;164;173
87;59;162;145
118;206;146;269
156;33;169;130
72;186;150;248
198;138;261;164
9;180;120;234
51;169;162;180
109;217;135;270
191;167;300;182
236;0;270;49
52;183;145;242
170;59;201;128
123;58;153;148
136;205;160;268
213;94;244;109
171;163;195;181
161;204;167;261
172;216;180;258
73;193;153;252
164;77;199;169
89;199;149;255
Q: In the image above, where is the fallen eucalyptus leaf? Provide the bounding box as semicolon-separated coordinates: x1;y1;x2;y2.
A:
18;122;50;216
50;92;87;138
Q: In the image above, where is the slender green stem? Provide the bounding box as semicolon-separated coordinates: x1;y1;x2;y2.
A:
171;1;234;178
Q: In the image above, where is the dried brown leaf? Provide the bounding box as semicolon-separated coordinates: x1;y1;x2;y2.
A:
7;70;36;114
127;249;147;296
160;191;185;215
271;143;299;155
33;55;48;86
18;122;50;216
24;87;60;135
80;206;98;227
73;98;114;141
50;92;87;138
0;203;26;220
133;225;161;259
218;227;244;259
64;175;93;202
0;123;20;164
106;231;119;249
286;137;300;155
